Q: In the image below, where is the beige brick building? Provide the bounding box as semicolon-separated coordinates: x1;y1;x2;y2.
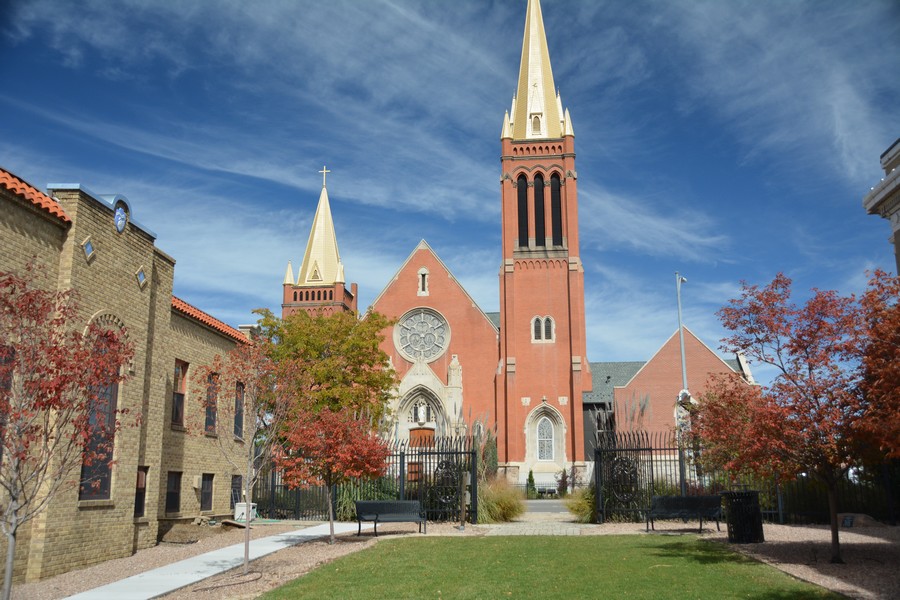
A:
1;167;252;583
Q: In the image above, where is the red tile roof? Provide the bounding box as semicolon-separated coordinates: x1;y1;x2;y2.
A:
171;296;248;344
0;167;70;224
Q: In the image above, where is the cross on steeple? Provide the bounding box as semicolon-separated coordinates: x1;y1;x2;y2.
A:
318;166;331;188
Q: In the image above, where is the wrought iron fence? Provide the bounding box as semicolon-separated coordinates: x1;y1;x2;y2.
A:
594;431;898;526
254;436;478;523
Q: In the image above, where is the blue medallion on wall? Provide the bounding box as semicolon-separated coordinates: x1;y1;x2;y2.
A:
114;206;127;233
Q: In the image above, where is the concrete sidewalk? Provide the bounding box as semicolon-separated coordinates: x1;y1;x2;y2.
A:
67;521;370;600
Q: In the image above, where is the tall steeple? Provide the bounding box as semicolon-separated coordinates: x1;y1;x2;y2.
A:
508;0;569;141
281;167;358;317
497;0;590;482
297;174;345;286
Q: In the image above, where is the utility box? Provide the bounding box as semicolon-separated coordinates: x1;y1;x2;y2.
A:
234;502;257;522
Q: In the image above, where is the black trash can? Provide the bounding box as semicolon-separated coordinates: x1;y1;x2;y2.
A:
722;491;765;543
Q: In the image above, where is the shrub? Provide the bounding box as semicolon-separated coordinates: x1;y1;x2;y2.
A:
556;468;569;497
564;485;596;523
526;470;537;499
478;478;526;523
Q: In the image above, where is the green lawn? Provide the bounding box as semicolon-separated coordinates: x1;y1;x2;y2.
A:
261;535;839;599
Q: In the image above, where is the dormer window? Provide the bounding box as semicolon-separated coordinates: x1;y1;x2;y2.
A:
531;114;542;136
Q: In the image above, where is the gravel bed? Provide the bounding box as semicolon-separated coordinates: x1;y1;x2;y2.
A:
11;518;898;599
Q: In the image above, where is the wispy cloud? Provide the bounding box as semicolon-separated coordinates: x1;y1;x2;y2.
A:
648;0;900;189
580;184;729;263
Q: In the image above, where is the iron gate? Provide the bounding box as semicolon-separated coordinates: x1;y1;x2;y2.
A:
594;431;655;523
254;436;478;523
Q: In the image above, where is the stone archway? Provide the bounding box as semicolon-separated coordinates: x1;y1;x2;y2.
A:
398;386;449;441
522;402;567;486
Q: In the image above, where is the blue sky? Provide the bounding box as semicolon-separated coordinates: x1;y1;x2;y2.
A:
2;0;898;384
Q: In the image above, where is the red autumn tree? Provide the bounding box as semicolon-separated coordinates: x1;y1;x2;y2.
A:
857;269;900;458
691;271;899;564
276;408;390;543
0;264;133;599
191;330;292;575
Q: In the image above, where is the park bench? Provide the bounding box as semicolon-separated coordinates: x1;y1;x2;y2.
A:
355;500;427;536
646;495;722;533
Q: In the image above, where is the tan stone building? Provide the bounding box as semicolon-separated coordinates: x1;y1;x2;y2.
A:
1;167;252;583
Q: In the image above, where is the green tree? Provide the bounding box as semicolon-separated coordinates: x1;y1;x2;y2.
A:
257;309;397;423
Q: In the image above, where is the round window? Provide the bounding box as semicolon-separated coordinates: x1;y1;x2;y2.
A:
394;307;450;363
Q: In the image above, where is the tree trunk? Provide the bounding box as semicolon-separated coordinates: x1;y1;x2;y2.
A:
826;483;843;564
325;482;336;544
242;472;252;575
3;529;17;600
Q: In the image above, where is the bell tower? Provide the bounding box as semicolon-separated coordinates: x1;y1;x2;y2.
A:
496;0;591;481
282;167;358;317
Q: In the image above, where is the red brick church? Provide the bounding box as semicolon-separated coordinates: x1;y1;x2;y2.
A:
280;0;753;486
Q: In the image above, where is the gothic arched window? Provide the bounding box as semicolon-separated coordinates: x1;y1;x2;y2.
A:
534;174;545;247
533;317;542;341
537;416;553;461
544;317;553;341
551;173;562;246
517;175;529;248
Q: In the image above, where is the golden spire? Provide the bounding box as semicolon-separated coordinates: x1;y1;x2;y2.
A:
510;0;563;140
297;167;344;287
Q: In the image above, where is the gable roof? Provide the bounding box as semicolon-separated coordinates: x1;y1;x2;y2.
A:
617;327;748;389
368;240;499;331
0;166;70;224
171;296;247;344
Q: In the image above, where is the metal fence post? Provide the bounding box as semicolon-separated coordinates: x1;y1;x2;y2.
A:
470;447;478;523
776;476;785;524
594;446;604;524
399;450;406;500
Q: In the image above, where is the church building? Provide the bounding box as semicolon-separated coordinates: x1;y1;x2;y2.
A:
281;0;753;487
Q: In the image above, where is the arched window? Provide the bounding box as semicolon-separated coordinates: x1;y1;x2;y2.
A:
534;174;545;247
293;291;297;301
532;317;554;343
329;290;333;300
532;115;541;135
537;417;553;460
517;175;529;248
79;380;118;500
551;174;562;246
417;267;430;296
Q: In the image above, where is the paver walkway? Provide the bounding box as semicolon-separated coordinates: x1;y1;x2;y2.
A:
483;500;592;536
66;522;368;600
